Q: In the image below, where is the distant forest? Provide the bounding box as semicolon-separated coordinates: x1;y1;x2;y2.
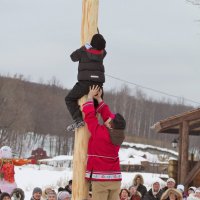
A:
0;75;198;157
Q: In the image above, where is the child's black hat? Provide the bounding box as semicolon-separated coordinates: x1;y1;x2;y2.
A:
91;34;106;50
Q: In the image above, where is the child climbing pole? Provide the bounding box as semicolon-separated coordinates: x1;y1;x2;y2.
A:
65;33;106;132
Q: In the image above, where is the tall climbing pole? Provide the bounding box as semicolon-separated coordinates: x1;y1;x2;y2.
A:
71;1;99;200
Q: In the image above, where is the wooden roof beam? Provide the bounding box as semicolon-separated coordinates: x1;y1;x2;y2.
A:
184;161;200;186
152;109;200;133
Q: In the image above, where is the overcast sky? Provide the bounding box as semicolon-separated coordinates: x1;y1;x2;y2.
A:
0;0;200;106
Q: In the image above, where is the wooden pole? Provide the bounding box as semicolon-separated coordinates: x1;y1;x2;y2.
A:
72;1;99;200
180;120;189;185
177;124;182;183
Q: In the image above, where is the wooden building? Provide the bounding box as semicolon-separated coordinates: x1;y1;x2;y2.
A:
152;108;200;187
28;147;49;161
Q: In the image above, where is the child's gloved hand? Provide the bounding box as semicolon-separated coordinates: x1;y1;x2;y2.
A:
85;43;92;49
88;85;100;100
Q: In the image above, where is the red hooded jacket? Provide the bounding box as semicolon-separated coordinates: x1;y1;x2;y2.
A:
82;100;122;181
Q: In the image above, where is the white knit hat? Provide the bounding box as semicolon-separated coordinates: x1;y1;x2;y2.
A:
57;191;71;200
177;184;184;192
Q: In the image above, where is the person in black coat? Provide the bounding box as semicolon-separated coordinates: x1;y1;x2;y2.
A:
65;33;106;132
132;174;147;199
143;178;163;200
65;180;72;195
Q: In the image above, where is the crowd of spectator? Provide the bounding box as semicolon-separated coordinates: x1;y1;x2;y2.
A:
0;175;200;200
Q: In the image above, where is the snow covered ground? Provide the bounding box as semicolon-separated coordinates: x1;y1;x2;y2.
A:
14;142;173;200
15;164;168;200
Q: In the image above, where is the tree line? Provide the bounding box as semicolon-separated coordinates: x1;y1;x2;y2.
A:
0;75;198;157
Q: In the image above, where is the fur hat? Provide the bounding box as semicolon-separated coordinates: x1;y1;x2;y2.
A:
112;113;126;130
0;192;11;200
161;188;182;200
90;34;106;50
11;188;25;200
167;178;176;184
57;191;71;200
32;187;42;195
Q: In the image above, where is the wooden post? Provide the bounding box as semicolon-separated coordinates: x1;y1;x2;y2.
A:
177;124;182;183
72;1;99;200
180;120;189;185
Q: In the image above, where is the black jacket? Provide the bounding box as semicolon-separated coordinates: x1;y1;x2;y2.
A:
137;184;147;198
143;189;163;200
70;46;106;83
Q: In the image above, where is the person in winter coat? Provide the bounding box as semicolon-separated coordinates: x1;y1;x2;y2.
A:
160;188;182;200
176;184;187;200
132;174;147;198
187;188;200;200
64;180;72;195
65;33;107;132
10;188;25;200
46;190;57;200
119;188;130;200
30;187;42;200
82;85;126;200
129;185;141;200
162;178;176;193
143;178;163;200
57;191;71;200
187;187;196;196
0;192;11;200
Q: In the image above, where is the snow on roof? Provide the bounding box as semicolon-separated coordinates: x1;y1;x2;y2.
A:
120;155;147;165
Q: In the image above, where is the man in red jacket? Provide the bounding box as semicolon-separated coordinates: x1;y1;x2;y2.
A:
82;85;126;200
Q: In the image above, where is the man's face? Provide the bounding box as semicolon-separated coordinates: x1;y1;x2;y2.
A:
167;181;175;189
33;192;42;200
153;182;160;192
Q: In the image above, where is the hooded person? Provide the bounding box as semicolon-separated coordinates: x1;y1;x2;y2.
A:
82;85;126;200
163;178;176;192
176;184;187;200
188;187;197;196
132;174;147;198
10;188;25;200
161;188;183;200
143;178;163;200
